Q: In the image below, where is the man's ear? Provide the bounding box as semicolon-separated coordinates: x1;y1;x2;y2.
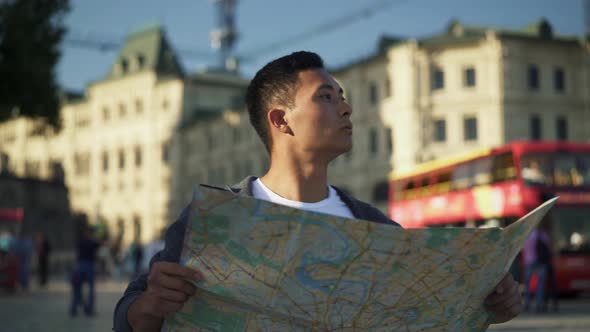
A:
268;108;292;135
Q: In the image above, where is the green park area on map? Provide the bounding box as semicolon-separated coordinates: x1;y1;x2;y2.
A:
162;186;557;332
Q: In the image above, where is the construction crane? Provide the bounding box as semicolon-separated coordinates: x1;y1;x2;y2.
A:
210;0;238;70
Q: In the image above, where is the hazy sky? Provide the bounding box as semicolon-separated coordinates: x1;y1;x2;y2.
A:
58;0;585;90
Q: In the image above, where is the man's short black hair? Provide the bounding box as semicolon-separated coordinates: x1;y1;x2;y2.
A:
246;51;324;153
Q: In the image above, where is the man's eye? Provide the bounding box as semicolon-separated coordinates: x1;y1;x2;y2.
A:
320;94;332;100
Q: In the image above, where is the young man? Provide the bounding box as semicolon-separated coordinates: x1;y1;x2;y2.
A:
113;51;522;331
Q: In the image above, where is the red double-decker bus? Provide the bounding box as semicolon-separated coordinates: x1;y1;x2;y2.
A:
389;141;590;295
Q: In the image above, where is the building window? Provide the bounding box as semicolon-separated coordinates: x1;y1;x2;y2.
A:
464;67;476;87
433;119;446;142
135;146;142;167
386;128;393;154
553;67;565;93
119;103;126;118
384;78;391;97
137;54;145;70
464;116;478;141
369;128;378;157
556;116;568;140
530;115;542;140
135;99;144;114
432;68;444;90
133;215;142;241
121;58;129;73
74;153;90;175
527;65;539;90
102;151;109;171
162;142;170;162
102;107;110;122
369;82;378;105
118;149;125;169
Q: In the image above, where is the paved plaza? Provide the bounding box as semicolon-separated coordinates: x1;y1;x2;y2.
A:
0;280;589;331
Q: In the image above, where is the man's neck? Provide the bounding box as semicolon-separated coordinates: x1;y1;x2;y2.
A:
260;151;330;203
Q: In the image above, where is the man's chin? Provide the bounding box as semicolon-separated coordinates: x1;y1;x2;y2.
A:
334;144;352;157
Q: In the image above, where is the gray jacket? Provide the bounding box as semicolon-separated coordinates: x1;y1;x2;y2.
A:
113;176;400;331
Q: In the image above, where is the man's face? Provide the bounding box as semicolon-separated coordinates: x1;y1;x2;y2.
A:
283;68;353;159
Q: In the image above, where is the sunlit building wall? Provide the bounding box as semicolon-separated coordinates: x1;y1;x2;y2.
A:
0;26;247;246
1;20;588;244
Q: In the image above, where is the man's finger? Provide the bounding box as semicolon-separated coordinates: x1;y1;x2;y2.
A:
495;274;514;294
153;261;203;281
486;281;519;306
153;273;197;296
487;287;521;311
155;288;190;303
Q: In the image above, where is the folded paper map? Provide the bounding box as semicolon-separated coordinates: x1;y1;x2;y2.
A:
162;185;557;331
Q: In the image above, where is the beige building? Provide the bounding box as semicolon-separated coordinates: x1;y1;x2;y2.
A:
380;19;590;173
1;20;588;244
0;25;247;245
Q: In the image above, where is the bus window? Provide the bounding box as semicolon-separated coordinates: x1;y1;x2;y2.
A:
433;170;452;193
473;158;492;186
521;156;549;185
580;155;590;185
551;207;590;254
492;152;516;183
554;156;576;186
521;153;590;187
403;179;416;200
393;181;405;201
420;176;432;195
452;163;472;190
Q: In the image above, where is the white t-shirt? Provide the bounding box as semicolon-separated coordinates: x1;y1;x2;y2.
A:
251;178;354;219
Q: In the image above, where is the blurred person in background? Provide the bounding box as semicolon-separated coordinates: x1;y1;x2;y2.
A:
70;225;100;317
10;229;33;291
131;240;144;280
523;217;558;313
35;232;51;287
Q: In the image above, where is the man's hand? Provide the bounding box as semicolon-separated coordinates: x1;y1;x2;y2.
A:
485;273;523;324
127;262;203;331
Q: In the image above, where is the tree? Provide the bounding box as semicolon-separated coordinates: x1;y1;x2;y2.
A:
0;0;69;127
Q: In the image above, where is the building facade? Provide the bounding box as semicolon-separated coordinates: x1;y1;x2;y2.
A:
381;19;590;173
1;20;588;246
0;26;247;245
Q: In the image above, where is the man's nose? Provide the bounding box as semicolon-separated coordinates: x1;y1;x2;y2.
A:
340;100;352;117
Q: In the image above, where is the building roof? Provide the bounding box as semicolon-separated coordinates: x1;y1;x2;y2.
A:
334;18;583;74
187;68;250;88
106;24;184;80
419;18;581;48
177;107;225;130
331;35;404;74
